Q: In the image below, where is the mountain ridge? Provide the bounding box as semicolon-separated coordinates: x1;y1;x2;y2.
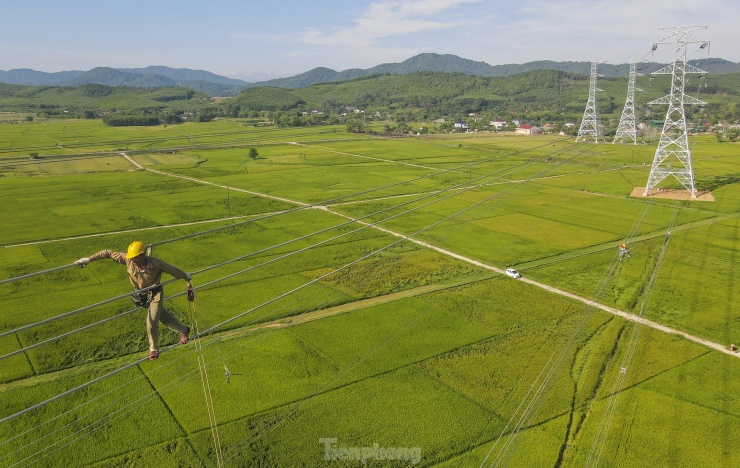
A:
1;53;738;95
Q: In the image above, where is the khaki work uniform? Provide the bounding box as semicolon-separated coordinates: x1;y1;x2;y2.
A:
88;250;189;352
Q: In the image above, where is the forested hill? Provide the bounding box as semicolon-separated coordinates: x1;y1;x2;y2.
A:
3;68;740;122
0;67;248;97
2;53;739;96
224;69;740;124
249;54;740;89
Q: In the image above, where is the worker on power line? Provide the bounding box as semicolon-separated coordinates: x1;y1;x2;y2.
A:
618;243;631;261
74;241;192;360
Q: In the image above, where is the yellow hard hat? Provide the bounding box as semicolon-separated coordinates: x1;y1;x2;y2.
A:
126;241;146;259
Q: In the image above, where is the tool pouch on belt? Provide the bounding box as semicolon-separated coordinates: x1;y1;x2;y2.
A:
131;285;162;308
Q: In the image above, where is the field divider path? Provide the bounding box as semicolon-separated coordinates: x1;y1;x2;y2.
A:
128;157;309;207
122;154;738;359
321;206;739;359
120;152;144;169
242;274;495;334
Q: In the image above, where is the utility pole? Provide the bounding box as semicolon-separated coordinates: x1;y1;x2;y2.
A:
613;59;642;144
576;61;605;143
644;26;709;198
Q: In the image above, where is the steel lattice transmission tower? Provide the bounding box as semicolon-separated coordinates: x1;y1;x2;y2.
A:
644;26;709;198
577;61;605;143
613;59;642;144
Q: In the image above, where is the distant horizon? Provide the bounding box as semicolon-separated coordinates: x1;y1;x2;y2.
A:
1;1;735;82
2;53;736;84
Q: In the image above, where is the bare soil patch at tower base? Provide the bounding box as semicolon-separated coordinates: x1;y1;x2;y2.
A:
630;187;715;201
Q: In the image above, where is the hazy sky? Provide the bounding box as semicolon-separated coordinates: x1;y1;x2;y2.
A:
1;0;736;81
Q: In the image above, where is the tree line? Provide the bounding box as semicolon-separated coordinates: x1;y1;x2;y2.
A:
4;70;740;131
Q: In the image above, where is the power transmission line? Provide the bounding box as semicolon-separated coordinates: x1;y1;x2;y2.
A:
586;201;680;467
479;200;657;467
222;145;599;464
0;142;589;425
0;138;566;282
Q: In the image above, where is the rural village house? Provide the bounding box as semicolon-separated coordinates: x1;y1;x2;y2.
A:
489;118;507;129
516;124;543;135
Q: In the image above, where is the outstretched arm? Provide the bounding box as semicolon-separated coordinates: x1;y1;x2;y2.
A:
75;250;126;267
151;257;191;281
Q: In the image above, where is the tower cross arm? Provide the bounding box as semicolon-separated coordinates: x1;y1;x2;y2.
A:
683;95;707;105
684;63;708;74
654;25;708;44
648;96;671;106
651;64;674;75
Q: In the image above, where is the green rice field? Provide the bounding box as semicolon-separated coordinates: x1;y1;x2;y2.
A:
0;119;738;466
